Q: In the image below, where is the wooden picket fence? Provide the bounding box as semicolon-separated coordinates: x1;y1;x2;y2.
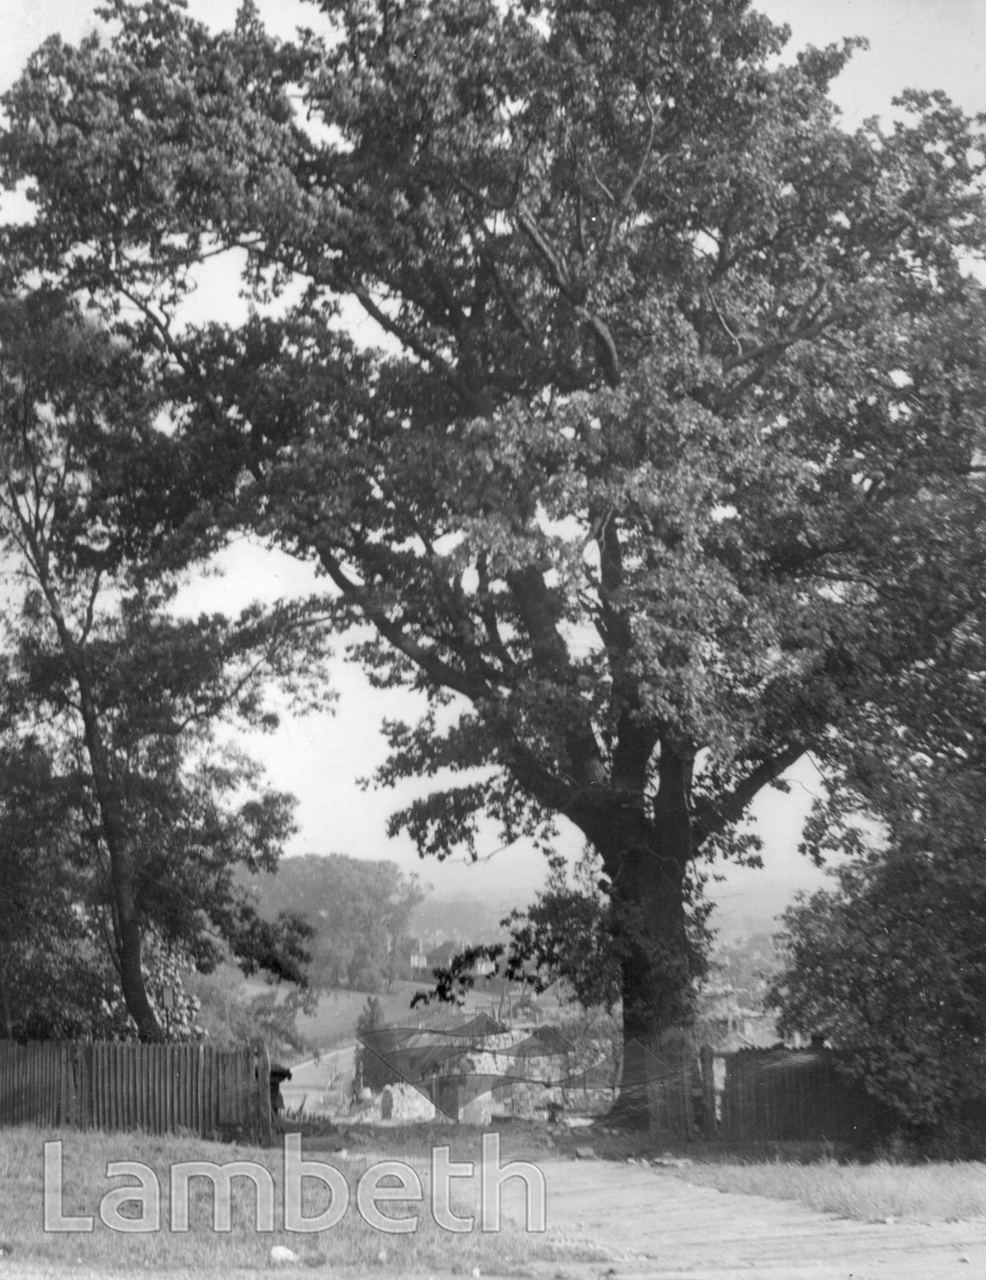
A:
0;1040;273;1145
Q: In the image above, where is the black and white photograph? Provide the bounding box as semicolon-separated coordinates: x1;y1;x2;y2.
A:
1;1;985;1275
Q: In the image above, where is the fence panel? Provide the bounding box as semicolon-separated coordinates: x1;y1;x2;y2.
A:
716;1048;890;1144
0;1040;274;1143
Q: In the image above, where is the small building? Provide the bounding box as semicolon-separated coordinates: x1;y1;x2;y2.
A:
425;939;461;969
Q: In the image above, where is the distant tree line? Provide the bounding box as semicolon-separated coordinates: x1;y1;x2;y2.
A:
249;853;425;994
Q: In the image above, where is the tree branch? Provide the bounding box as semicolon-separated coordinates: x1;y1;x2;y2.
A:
345;278;481;409
515;208;621;386
694;744;807;847
315;545;490;702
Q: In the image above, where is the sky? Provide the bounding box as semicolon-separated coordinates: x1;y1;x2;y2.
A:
0;0;982;919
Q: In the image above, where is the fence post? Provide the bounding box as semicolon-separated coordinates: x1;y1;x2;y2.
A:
699;1045;716;1137
256;1046;274;1148
720;1051;735;1140
680;1044;698;1139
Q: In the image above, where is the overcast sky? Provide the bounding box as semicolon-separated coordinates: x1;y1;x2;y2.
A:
1;0;982;915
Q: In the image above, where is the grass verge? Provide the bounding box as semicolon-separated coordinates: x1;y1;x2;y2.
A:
666;1156;986;1222
0;1124;599;1273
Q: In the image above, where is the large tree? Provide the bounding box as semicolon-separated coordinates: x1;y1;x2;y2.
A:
3;0;986;1049
0;295;330;1040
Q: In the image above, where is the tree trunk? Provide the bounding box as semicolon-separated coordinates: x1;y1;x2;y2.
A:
68;644;163;1042
20;493;163;1042
74;680;161;1039
591;750;699;1126
592;752;698;1044
614;846;693;1046
113;908;162;1043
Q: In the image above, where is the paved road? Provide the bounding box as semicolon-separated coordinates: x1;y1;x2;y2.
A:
515;1157;986;1279
278;1044;355;1114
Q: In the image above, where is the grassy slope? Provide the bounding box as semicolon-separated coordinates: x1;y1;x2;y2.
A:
295;982;427;1053
0;1125;590;1273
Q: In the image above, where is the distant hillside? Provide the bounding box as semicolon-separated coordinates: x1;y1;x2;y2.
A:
408;881;804;949
708;878;814;941
409;895;512;944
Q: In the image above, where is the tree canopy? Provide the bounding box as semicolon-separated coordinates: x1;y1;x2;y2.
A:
2;0;985;1048
0;294;331;1040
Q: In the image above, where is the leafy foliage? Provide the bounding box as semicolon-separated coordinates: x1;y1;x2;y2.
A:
247;852;425;993
0;296;329;1039
189;963;315;1059
771;765;986;1134
417;847;711;1014
0;743;204;1040
3;0;986;1044
354;994;404;1092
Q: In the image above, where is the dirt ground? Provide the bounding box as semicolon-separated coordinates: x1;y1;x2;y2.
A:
517;1155;986;1279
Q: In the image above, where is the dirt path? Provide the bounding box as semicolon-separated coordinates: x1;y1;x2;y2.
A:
516;1157;986;1279
279;1045;355;1114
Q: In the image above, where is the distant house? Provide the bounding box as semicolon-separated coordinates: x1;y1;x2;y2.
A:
423;940;496;980
425;940;461;969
